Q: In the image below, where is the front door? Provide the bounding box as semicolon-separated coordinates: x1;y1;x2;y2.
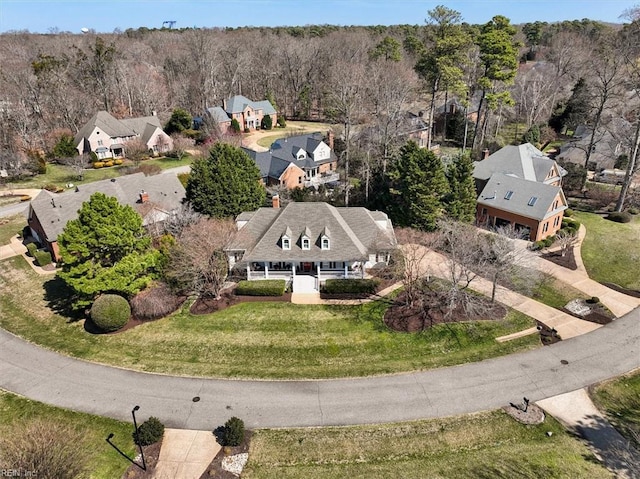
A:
302;262;312;272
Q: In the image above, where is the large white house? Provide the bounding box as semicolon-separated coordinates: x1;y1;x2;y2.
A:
74;111;173;159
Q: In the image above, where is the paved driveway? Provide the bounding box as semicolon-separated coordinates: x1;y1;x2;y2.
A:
0;305;638;430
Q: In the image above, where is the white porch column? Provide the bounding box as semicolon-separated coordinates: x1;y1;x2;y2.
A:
344;263;348;279
317;264;321;283
265;263;269;279
292;263;296;278
246;264;250;280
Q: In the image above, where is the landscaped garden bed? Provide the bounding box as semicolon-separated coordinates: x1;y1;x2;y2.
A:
190;288;292;315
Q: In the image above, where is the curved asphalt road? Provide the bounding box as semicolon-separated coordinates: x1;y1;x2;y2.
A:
1;307;638;430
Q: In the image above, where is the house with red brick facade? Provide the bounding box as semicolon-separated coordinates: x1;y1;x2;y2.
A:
473;143;568;242
242;132;339;190
206;95;277;134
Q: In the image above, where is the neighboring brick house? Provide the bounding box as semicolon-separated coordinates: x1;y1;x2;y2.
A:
473;143;568;242
242;132;339;189
74;111;173;159
205;95;277;134
225;200;397;291
27;173;185;261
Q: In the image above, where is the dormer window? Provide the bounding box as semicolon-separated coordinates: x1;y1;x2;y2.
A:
281;226;292;250
301;226;311;250
320;226;331;250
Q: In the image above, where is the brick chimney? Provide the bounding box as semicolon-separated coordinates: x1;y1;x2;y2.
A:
327;130;334;150
139;190;149;203
482;148;490;160
272;194;280;209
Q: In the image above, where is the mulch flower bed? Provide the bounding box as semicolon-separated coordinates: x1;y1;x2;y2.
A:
384;291;507;333
200;431;252;479
541;248;578;270
121;440;163;479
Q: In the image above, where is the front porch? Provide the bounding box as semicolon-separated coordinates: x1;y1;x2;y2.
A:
303;170;340;188
246;260;365;290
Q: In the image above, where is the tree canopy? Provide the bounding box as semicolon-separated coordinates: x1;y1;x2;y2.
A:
57;192;160;309
185;143;266;218
445;152;477;222
388;141;449;231
164;108;193;135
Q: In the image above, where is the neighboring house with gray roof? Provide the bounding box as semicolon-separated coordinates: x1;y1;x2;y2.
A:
74;111;173;160
242;132;339;189
205;95;277;134
27;173;185;261
473;143;568;241
556;124;628;171
225;200;396;288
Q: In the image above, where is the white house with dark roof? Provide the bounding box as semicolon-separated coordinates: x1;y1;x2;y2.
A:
242;132;339;189
27;173;185;261
225;201;396;289
74;111;173;159
473;143;568;241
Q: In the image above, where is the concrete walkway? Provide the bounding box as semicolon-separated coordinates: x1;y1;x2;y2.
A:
538;389;640;478
0;235;27;260
524;224;640;318
153;429;220;479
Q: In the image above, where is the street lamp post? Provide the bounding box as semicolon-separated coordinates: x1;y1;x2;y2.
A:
132;406;147;471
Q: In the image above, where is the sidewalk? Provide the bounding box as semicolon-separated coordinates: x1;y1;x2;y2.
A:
531;224;640;318
153;429;220;479
0;235;27;260
537;389;640;479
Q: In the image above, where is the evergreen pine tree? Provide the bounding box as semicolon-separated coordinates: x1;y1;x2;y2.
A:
445;153;477;223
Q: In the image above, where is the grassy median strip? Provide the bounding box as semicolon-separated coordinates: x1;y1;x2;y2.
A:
0;256;539;379
243;410;611;479
0;389;134;479
575;211;640;291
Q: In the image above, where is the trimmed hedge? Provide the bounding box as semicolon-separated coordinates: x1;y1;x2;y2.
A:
607;211;632;223
93;162;104;169
236;279;286;296
33;250;52;266
133;417;165;446
26;243;37;257
90;294;131;332
322;278;380;295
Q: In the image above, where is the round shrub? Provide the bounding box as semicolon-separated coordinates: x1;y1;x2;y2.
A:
130;282;184;320
564;208;574;217
103;160;114;167
133;417;165;446
628;207;639;215
90;294;131;332
586;296;600;304
93;162;104;169
607;211;632;223
223;417;245;446
114;158;123;165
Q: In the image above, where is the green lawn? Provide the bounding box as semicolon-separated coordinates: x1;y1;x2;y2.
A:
9;156;192;190
0;389;134;479
255;121;334;148
243;410;611;479
0;215;26;245
0;256;539;379
591;370;640;447
574;211;640;291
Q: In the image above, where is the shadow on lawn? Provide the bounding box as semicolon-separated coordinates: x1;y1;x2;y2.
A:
43;275;84;322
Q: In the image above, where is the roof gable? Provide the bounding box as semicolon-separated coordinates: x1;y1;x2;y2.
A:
473;143;559;183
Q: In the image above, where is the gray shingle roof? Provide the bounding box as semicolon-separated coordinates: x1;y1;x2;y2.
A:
477;173;566;221
206;106;231;124
473;143;560;183
226;202;397;262
224;95;276;115
243;133;335;182
29;173;185;242
74;111;135;146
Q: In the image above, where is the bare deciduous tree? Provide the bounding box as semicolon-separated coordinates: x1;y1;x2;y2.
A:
169;134;195;161
394;227;439;307
164;217;236;299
